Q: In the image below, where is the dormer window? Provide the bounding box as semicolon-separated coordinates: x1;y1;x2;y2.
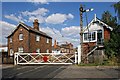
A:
19;33;23;40
36;35;40;41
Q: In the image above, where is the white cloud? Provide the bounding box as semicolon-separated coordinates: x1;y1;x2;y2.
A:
46;13;74;24
0;21;16;29
67;13;74;19
5;8;49;23
0;21;16;45
41;27;62;39
62;26;80;37
5;14;24;23
41;27;55;36
22;8;49;16
27;0;48;4
21;8;49;23
27;0;61;3
41;26;79;47
4;8;74;25
28;15;45;23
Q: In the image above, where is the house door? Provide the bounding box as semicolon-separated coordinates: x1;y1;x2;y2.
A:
97;30;103;44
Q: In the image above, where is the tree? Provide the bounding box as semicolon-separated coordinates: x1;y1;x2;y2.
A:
104;28;120;59
112;1;120;23
101;11;112;24
101;10;120;63
101;11;117;28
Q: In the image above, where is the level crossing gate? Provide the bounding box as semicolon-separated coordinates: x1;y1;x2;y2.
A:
14;53;78;65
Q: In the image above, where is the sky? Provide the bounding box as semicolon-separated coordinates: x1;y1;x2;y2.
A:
1;1;118;47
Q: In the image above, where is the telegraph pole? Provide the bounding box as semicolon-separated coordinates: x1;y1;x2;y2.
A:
79;5;94;63
79;5;83;63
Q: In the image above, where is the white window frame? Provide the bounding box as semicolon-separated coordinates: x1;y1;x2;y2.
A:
19;33;23;40
36;35;40;42
10;37;12;43
10;49;14;56
46;49;49;53
91;32;96;41
83;33;88;41
36;48;40;53
83;31;97;43
46;38;49;43
18;47;23;53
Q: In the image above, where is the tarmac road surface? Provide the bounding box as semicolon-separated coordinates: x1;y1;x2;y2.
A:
1;65;120;80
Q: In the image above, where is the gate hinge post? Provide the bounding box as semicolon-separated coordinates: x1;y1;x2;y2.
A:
14;53;17;65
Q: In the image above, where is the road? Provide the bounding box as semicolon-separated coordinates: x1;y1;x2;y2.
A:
1;65;120;80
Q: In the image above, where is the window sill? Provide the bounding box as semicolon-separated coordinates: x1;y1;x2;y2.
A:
19;39;23;41
36;41;40;42
83;40;97;43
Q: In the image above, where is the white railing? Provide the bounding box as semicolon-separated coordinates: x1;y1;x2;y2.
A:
14;53;77;65
87;46;98;56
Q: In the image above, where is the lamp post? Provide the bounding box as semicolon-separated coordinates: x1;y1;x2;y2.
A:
79;5;93;63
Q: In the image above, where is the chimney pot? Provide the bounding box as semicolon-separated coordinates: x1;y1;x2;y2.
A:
34;19;38;22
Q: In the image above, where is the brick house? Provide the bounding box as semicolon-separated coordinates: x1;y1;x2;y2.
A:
60;42;74;53
7;19;52;57
52;40;75;54
82;14;113;63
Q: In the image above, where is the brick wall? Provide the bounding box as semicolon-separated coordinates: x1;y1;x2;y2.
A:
8;25;29;56
82;42;96;55
104;27;110;41
29;32;52;53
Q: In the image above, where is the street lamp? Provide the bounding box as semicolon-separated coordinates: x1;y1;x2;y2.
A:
79;5;94;63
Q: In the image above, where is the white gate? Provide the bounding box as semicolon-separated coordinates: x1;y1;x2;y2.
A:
14;53;77;65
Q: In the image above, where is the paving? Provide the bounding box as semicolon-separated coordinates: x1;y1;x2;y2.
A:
1;64;14;69
0;64;120;80
55;65;120;78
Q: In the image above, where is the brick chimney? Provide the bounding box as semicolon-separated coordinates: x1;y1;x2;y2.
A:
54;40;57;49
33;19;39;31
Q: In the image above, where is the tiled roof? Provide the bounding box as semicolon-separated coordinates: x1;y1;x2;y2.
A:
21;23;52;38
7;22;52;39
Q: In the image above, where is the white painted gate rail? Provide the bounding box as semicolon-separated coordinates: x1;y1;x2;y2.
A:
14;53;77;65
